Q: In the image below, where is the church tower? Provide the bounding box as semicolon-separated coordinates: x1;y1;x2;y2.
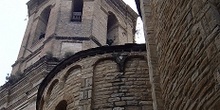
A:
0;1;152;110
12;0;138;75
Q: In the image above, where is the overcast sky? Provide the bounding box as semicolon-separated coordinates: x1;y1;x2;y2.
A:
0;0;144;86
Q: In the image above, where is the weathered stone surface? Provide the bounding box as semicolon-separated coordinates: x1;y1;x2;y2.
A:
11;0;137;76
93;56;152;110
0;0;138;110
137;0;220;109
35;47;149;110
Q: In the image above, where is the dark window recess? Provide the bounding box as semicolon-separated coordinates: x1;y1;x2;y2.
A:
106;12;118;45
39;33;45;39
71;0;83;22
33;6;51;45
107;39;114;46
55;100;67;110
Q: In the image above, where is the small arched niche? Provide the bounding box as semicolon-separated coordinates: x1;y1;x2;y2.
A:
33;6;52;44
46;79;59;100
106;12;119;46
55;100;67;110
59;65;82;89
62;65;82;82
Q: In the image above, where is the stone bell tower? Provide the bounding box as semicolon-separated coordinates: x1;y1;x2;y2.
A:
11;0;138;75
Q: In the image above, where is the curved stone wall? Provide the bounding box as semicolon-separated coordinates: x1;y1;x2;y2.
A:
93;57;151;110
139;0;220;109
36;44;153;110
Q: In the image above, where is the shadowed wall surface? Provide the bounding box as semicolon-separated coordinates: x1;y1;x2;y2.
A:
137;0;220;109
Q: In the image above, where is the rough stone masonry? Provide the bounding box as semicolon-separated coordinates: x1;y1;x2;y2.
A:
137;0;220;109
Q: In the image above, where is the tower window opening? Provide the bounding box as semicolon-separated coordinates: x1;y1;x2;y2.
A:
106;12;118;46
33;6;51;44
55;100;67;110
39;33;45;40
71;0;83;22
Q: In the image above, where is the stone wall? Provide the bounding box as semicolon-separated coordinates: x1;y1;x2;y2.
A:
12;0;137;75
0;56;59;110
93;57;151;110
139;0;220;109
37;44;153;110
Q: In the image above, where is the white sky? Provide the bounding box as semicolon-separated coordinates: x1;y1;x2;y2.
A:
0;0;144;86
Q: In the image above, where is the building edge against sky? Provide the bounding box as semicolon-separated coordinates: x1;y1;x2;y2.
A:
11;0;138;75
0;0;144;86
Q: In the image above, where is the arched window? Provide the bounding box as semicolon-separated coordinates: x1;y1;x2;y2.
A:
106;12;119;46
33;6;51;44
71;0;83;22
55;100;67;110
63;65;81;82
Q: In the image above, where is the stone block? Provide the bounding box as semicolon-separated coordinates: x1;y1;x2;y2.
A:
113;107;124;110
114;101;126;106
